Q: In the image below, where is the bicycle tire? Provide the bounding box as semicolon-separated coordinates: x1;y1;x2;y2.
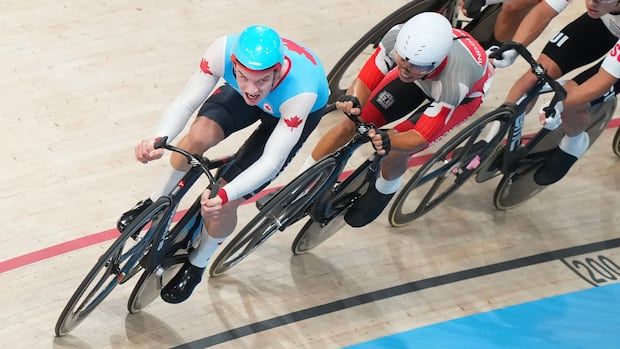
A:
389;109;510;227
493;96;616;210
208;158;338;276
291;161;373;255
126;255;185;314
55;198;172;336
614;127;620;158
127;206;203;313
327;0;458;104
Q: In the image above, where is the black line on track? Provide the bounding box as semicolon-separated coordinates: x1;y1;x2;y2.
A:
171;236;620;348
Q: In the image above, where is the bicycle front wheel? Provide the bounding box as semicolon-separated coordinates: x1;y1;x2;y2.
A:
208;158;337;277
55;198;172;336
389;109;510;227
291;160;373;255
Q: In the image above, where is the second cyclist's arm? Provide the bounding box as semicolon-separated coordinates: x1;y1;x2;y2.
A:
511;0;566;47
564;47;620;108
217;93;318;203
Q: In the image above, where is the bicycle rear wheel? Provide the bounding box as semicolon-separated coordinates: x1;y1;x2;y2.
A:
127;256;185;314
208;158;337;276
127;205;203;313
389;109;510;227
291;161;373;255
614;127;620;158
55;198;172;336
327;0;458;104
493;95;616;210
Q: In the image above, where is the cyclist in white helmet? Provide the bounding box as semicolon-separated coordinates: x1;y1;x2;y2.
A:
492;0;620;185
300;12;494;228
118;25;329;303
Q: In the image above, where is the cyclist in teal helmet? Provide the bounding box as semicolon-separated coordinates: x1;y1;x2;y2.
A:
230;25;287;105
117;24;329;304
232;25;284;71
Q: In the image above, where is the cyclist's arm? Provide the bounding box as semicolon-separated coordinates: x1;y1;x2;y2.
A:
511;0;566;47
564;48;620;108
217;93;318;203
154;36;227;140
350;26;399;104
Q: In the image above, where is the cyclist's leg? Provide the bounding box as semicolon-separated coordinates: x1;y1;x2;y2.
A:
344;69;427;227
117;85;258;231
161;106;325;303
530;15;617;184
493;0;541;42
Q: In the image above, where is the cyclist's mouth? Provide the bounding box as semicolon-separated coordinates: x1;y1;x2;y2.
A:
245;92;261;102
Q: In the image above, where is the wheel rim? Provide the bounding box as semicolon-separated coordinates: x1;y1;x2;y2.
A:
494;162;545;210
128;261;184;313
293;215;347;255
56;201;170;336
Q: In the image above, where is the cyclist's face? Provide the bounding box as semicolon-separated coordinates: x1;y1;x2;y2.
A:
393;52;433;83
233;63;277;106
585;0;620;18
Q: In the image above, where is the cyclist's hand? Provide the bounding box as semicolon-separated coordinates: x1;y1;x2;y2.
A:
539;101;563;130
135;138;164;163
368;128;391;155
200;189;223;219
336;95;362;117
490;47;518;69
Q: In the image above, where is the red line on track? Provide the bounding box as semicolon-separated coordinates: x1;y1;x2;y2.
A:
1;120;618;274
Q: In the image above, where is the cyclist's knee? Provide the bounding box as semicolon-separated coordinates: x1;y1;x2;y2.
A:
538;54;562;78
336;116;357;136
184;118;224;150
562;107;591;135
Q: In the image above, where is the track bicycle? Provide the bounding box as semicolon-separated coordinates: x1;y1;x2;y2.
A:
207;104;405;274
327;0;502;103
388;42;616;226
55;137;233;336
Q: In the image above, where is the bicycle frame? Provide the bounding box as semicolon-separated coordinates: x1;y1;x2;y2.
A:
123;139;234;279
488;43;567;176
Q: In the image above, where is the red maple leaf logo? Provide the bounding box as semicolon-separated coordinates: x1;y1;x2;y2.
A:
282;38;316;65
284;115;303;130
200;58;212;75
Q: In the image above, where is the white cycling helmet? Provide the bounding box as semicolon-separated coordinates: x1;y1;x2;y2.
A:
394;12;453;73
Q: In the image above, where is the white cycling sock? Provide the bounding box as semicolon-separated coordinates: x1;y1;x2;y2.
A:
297;155;317;175
189;225;226;268
375;174;403;195
559;132;589;159
149;168;186;201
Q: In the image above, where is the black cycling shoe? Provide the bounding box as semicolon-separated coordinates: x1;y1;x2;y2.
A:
117;198;153;233
344;185;394;228
533;147;579;186
160;261;205;304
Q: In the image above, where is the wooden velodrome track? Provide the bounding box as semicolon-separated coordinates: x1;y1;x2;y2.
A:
1;1;618;348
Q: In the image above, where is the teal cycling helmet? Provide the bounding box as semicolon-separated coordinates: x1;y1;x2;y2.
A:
232;25;284;71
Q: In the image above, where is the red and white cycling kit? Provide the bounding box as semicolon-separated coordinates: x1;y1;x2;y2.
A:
355;26;494;146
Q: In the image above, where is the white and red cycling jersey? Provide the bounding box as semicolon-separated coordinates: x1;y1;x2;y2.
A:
356;25;494;144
